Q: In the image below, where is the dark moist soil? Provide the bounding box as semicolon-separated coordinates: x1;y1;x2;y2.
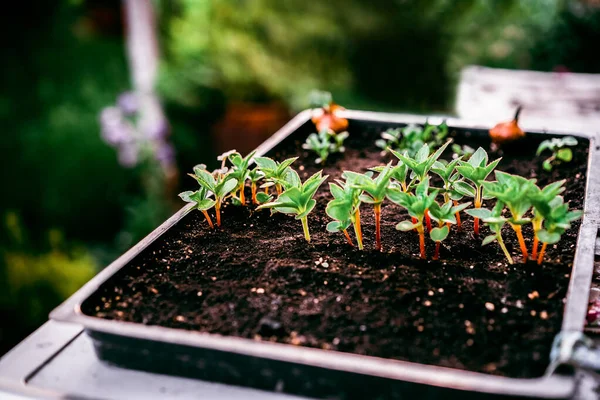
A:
83;122;589;379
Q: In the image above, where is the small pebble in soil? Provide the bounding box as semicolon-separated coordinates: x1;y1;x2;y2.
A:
175;315;185;322
459;303;464;309
438;288;444;293
332;337;340;345
322;262;329;268
428;290;434;296
528;291;540;300
501;307;508;314
485;302;495;311
540;311;549;319
197;291;203;296
516;300;524;308
423;300;432;307
360;325;367;332
417;326;424;332
256;288;265;294
299;289;307;296
530;310;537;317
466;339;474;346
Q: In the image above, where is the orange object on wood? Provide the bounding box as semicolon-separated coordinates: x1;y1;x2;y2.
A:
489;106;525;145
311;103;349;133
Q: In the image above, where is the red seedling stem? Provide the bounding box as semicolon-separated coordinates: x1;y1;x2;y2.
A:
433;241;440;260
425;209;432;232
453;200;462;229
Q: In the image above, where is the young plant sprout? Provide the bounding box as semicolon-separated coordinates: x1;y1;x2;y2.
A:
188;165;237;227
431;158;464;229
248;167;265;205
467;202;514;264
227;150;256;205
428;200;471;260
303;129;349;164
254;156;298;196
482;171;536;261
178;188;216;229
528;180;566;260
344;164;394;251
451;144;475;160
454;147;501;235
391;141;450;230
387;178;439;259
536;136;578;171
257;171;328;242
326;178;365;249
534;196;582;264
376;121;449;157
489;106;525;145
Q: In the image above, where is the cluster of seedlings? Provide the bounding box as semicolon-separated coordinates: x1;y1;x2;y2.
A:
180;138;581;266
180;99;582;265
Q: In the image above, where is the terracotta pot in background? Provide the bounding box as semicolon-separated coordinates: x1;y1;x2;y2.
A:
212;102;291;156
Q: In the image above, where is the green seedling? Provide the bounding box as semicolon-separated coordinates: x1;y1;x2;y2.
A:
534;195;582;264
451;144;475;160
387;178;439;259
254;156;298;196
467;201;513;264
482;171;536;261
188;165;237;227
536;136;578;171
303;129;349;164
431;158;464;229
455;147;501;235
248;167;265;205
344;164;394;251
428;200;471;260
178;188;216;229
376;121;449;157
257;171;328;242
391;141;450;231
227;150;256;205
527;180;566;260
326;178;365;249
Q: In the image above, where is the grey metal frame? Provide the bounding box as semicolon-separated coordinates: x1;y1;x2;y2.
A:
49;109;600;399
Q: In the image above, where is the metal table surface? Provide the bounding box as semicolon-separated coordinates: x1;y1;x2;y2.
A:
0;320;598;399
0;321;307;400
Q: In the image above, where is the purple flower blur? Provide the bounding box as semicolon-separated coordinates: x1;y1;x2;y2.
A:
99;91;175;169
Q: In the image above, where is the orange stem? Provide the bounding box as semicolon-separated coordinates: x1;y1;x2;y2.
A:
531;235;539;260
433;242;440;260
264;186;269;194
511;224;528;260
343;229;354;247
216;201;222;227
239;185;245;205
251;183;257;204
418;225;426;259
537;242;547;265
374;203;382;251
276;183;282;196
354;209;364;250
201;210;214;229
